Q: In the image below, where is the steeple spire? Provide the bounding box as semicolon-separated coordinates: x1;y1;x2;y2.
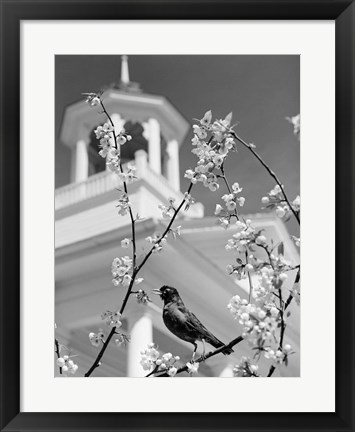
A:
114;55;141;93
121;55;130;85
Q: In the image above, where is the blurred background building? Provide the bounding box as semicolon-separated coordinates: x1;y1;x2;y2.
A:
55;56;300;377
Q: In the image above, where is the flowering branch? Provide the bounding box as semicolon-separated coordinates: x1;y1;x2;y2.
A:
153;335;244;377
230;131;300;225
83;96;194;376
77;102;299;379
54;339;62;375
218;166;255;302
99;99;138;267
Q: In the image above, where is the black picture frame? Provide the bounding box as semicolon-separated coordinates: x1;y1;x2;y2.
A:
1;1;354;431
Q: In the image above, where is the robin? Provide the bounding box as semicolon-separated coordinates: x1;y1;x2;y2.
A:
152;285;233;361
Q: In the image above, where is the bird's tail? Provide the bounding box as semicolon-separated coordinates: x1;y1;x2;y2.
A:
207;336;234;355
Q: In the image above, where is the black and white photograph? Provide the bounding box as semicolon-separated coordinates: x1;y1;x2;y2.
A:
55;55;300;378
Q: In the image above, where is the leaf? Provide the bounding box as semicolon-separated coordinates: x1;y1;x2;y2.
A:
236;258;243;265
286;311;291;318
224;112;233;126
278;242;284;256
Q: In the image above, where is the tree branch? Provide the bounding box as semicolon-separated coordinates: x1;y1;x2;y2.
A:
152;335;244;377
84;102;194;376
230;131;300;225
54;339;62;375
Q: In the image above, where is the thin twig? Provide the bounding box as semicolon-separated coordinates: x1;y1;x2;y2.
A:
54;339;62;375
245;251;253;302
267;365;276;377
285;268;300;310
145;366;159;377
230;131;300;225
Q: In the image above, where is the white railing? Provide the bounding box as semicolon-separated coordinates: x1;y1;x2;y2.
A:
55;155;182;210
55;169;124;210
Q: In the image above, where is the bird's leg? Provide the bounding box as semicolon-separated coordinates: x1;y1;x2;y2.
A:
201;339;207;361
191;342;198;363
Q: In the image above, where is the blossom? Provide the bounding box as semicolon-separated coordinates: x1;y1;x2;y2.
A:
291;236;300;247
94;122;114;140
269;185;282;196
193;124;208;139
233;357;259;377
168;366;178;377
121;238;130;248
224;219;256;253
115;193;131;216
140;343;160;371
122;274;132;286
106;154;121;172
275;206;287;218
57;355;79;374
252;266;275;301
199;110;212;127
136;290;151;304
135;277;144;285
215;204;223;215
185;112;238;191
232;182;242;193
117;133;131;146
220;184;245;214
184;193;195;211
290;284;300;306
140;345;181;374
237;197;245;207
256;235;267;245
111;256;133;287
292;195;300;212
115;333;131;347
101;310;122;327
228;295;280;344
286;114;300;137
184;169;195;180
83;92;101;107
89;329;105;347
279;273;288;282
186;361;199;375
158;203;175;220
146;233;167;253
211;113;233;142
264;345;293;364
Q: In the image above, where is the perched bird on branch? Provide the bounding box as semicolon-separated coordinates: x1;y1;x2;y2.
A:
152;285;233;360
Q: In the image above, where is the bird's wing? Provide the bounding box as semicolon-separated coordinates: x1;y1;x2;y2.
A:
181;306;218;342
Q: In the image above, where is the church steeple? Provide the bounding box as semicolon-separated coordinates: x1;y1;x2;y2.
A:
60;55;192;195
120;55;130;85
115;55;141;93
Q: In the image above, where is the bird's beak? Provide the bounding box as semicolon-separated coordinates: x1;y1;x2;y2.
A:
151;289;162;295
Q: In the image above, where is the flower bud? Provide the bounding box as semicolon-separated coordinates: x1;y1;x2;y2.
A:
56;358;65;367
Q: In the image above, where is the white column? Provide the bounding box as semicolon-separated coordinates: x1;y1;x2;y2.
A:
127;311;153;377
147;118;161;175
71;139;88;183
166;139;180;191
135;150;148;178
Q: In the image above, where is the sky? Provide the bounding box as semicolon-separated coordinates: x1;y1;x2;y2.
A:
55;55;300;234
